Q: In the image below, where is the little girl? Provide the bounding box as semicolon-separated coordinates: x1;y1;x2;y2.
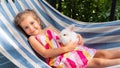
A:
14;9;120;68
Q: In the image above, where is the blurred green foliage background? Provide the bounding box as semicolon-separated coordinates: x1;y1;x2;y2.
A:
47;0;120;22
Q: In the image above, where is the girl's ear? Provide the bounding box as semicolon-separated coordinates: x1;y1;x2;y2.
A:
67;24;75;32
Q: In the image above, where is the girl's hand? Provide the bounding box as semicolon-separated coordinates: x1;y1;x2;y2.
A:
64;40;77;52
77;34;83;45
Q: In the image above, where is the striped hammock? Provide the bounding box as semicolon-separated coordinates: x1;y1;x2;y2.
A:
0;0;120;68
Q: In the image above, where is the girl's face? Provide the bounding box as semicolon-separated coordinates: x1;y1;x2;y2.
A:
19;15;42;36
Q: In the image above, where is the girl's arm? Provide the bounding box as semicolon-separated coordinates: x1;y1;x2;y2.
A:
28;36;76;58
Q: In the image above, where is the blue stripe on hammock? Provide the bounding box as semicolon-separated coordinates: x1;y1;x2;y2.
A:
85;42;120;49
74;20;120;28
0;36;34;68
77;30;120;38
5;2;16;17
0;5;28;45
0;20;29;65
0;6;11;24
14;0;23;12
21;0;31;9
0;20;34;67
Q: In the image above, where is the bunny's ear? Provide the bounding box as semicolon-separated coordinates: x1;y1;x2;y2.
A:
67;24;75;31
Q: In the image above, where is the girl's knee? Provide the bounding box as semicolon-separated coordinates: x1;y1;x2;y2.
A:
94;50;110;58
93;58;104;66
87;59;104;68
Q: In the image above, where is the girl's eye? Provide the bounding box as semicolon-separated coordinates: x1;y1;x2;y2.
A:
31;22;34;24
24;26;29;29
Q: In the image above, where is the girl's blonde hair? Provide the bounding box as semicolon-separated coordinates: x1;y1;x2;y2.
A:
14;9;43;28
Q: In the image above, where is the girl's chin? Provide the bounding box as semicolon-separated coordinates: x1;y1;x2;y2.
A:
31;31;39;36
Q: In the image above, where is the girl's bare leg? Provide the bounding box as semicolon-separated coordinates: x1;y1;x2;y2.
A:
94;49;120;59
86;58;120;68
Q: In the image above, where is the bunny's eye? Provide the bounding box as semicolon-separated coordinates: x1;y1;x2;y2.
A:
63;34;66;36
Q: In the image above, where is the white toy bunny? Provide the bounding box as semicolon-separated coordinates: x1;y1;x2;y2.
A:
59;24;79;45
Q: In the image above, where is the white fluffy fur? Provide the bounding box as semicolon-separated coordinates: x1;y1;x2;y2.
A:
59;25;79;45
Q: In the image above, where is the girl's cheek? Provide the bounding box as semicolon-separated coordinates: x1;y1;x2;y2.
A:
24;29;29;34
36;24;41;28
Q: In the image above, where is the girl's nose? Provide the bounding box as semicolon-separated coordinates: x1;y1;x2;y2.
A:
29;25;34;31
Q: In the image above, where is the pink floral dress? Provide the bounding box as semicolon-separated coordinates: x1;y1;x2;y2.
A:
35;29;96;68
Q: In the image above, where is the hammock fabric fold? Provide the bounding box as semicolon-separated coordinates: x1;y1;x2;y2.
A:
0;0;120;68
